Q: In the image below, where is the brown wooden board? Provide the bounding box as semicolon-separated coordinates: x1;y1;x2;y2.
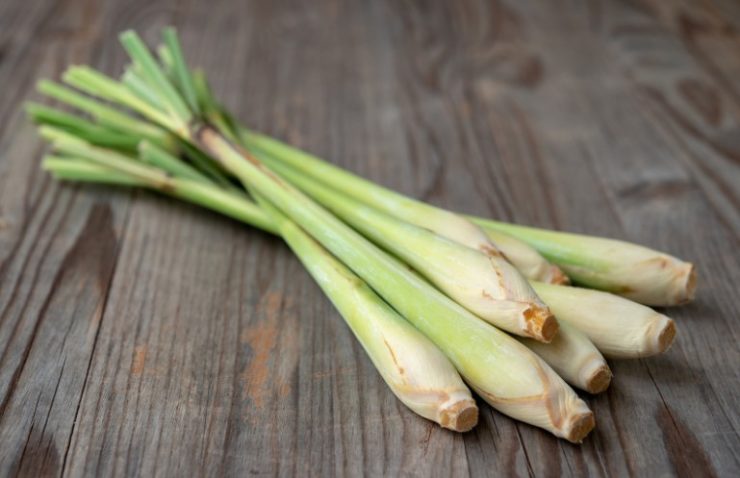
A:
0;0;737;476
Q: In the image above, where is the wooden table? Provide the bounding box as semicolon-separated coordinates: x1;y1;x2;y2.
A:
1;0;738;476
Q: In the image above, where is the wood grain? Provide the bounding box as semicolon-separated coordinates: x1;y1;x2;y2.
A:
0;0;738;476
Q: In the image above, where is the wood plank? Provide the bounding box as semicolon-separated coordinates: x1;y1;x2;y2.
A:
0;0;737;476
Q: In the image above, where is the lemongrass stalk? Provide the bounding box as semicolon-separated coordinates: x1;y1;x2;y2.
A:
483;228;569;285
518;321;611;394
43;156;143;186
530;282;677;358
473;220;696;306
262;155;557;342
44;153;477;430
196;127;594;441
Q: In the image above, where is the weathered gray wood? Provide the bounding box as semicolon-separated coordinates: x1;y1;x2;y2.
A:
0;0;738;477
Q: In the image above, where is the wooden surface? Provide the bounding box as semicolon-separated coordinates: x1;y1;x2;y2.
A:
0;0;738;476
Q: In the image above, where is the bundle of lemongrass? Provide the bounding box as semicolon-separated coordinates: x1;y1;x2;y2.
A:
28;28;696;443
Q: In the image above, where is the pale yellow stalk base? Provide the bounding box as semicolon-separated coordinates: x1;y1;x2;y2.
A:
470;353;595;443
565;257;696;306
531;282;677;358
475;219;697;306
519;321;611;394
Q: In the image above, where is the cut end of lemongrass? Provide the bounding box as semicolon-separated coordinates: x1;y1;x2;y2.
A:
584;363;612;394
652;316;677;355
563;412;596;444
438;397;479;432
675;262;697;305
523;305;558;343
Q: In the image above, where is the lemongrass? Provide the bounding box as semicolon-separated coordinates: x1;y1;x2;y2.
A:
518;321;611;394
530;281;677;358
473;220;696;306
263;156;557;342
37;28;596;441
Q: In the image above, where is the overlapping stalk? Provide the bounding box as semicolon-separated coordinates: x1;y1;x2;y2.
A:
281;220;479;431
